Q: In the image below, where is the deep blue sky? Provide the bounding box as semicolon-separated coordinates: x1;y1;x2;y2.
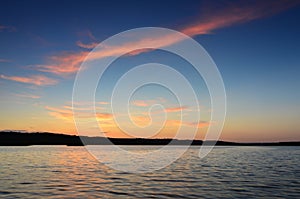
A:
0;0;300;141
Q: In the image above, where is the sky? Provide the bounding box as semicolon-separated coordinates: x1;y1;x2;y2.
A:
0;0;300;142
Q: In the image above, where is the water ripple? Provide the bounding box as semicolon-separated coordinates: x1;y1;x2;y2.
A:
0;146;299;198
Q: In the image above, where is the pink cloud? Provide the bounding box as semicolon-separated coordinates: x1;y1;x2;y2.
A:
132;100;151;107
76;41;98;49
96;113;113;120
165;106;189;113
126;48;153;56
85;1;298;62
0;74;58;86
86;33;184;61
15;93;41;99
184;121;212;128
45;105;113;121
131;115;151;126
166;120;211;128
76;30;98;49
132;98;166;107
34;33;184;77
35;1;298;76
36;51;88;76
63;105;94;111
182;1;299;36
98;101;110;105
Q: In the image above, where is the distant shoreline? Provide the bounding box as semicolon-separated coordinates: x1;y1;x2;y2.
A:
0;131;299;146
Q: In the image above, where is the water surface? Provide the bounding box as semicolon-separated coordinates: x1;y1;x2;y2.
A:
0;146;299;198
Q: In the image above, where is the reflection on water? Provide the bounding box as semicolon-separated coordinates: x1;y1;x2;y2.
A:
0;146;299;198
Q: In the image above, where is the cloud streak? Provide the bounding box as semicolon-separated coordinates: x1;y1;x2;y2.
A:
15;93;41;99
0;59;11;63
76;29;99;49
132;100;152;107
34;1;298;76
87;0;299;61
98;101;110;105
77;30;97;40
0;25;16;32
36;51;88;76
182;0;299;36
165;106;189;113
166;120;211;128
132;98;166;107
76;41;98;49
45;105;113;121
0;74;58;86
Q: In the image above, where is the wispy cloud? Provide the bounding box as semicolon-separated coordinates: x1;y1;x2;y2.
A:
165;106;189;113
47;36;171;76
77;29;97;40
86;1;299;61
182;0;299;36
34;1;298;76
0;59;11;63
129;115;209;128
166;120;211;128
63;105;94;111
35;51;88;76
146;105;189;114
132;98;166;107
131;115;151;126
69;100;110;106
45;105;113;121
132;100;152;107
76;41;98;49
98;101;110;105
0;25;16;32
0;74;58;86
96;113;113;120
47;108;73;121
15;93;41;99
183;121;212;128
76;29;99;49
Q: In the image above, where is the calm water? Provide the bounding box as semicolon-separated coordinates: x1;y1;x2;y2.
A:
0;146;299;198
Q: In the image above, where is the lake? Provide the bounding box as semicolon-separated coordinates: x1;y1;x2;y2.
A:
0;146;299;198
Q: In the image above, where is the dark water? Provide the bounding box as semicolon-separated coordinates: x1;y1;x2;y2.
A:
0;146;299;198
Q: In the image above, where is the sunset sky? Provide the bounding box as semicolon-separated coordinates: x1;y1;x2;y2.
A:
1;0;300;142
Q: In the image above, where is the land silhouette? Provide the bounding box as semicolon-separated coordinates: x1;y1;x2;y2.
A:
0;131;299;146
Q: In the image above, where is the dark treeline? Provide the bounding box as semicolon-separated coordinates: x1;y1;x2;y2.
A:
0;131;299;146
